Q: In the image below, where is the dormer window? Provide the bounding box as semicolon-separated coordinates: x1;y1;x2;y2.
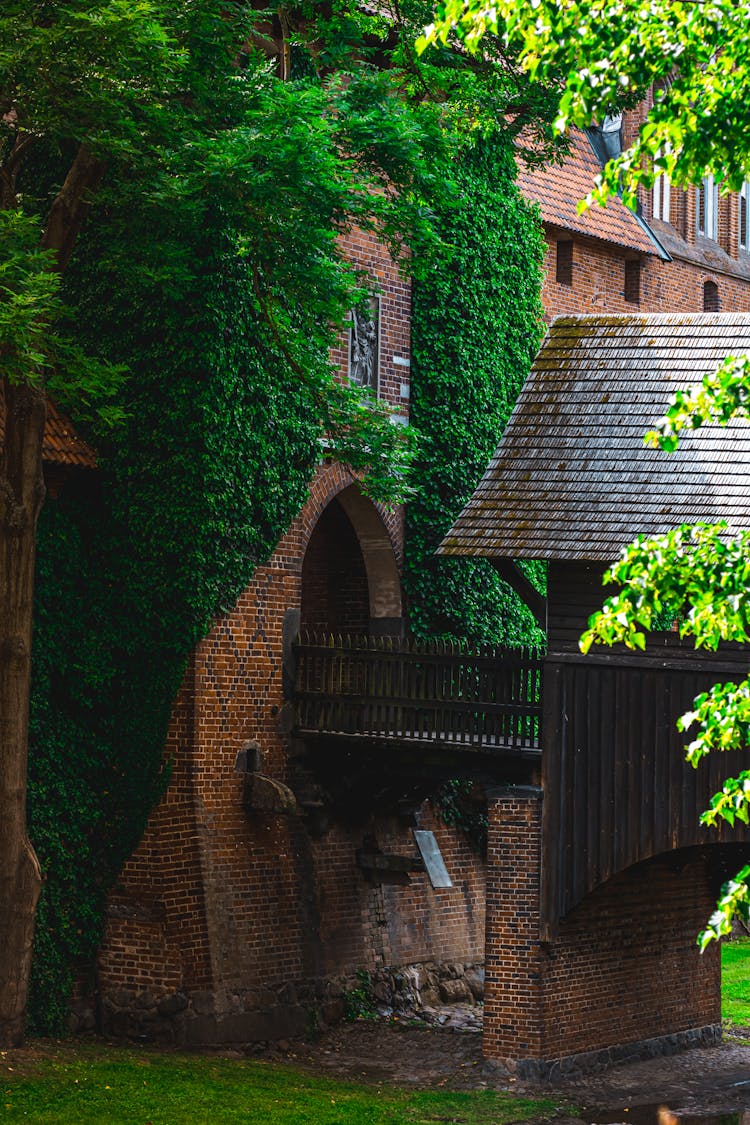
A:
740;183;750;252
600;114;623;160
697;176;718;240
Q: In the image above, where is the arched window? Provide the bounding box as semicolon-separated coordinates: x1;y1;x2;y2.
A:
703;280;720;312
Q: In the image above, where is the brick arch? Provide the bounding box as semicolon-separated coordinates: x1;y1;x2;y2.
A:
552;838;750;934
293;462;402;566
297;468;403;633
335;484;402;624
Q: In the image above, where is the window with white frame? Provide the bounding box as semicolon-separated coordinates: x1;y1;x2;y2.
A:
697;175;718;240
740;183;750;252
653;170;670;222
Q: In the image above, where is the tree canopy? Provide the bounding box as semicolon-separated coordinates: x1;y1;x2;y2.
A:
420;0;750;207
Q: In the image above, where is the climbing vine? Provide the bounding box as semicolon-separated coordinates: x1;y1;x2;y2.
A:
21;69;552;1032
407;131;547;647
407;133;547;845
26;194;332;1030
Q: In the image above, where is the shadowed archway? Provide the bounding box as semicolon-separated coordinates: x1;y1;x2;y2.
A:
300;484;402;637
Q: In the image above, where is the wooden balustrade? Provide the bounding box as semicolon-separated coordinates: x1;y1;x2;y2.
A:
293;633;544;751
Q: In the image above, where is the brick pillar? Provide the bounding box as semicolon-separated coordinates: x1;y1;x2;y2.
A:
483;783;723;1079
482;785;544;1071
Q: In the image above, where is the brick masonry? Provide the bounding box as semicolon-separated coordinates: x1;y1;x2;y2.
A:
95;229;486;1043
483;789;722;1078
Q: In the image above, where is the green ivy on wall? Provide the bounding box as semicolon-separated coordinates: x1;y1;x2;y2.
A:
25;126;548;1031
26;197;327;1031
407;131;547;648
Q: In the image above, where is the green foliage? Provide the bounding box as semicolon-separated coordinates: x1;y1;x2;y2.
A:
342;970;377;1020
580;523;750;659
0;211;61;384
0;211;124;423
702;868;750;951
722;936;750;1026
433;780;488;854
420;0;750;208
406;131;546;645
646;355;750;452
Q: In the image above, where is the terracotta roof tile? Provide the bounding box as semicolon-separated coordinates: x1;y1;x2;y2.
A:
517;130;658;256
43;400;97;468
440;313;750;562
0;388;97;469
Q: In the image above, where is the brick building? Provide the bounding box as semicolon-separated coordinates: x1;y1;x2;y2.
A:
82;114;750;1052
92;227;488;1043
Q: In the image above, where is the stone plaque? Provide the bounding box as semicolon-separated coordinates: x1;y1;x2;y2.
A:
413;829;453;889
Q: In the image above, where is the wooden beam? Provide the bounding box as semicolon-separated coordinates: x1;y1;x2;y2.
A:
490;559;546;630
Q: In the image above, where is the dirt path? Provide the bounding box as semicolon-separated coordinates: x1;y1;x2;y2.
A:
258;1019;750;1120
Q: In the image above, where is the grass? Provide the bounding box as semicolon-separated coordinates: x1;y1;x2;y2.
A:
0;1042;558;1124
11;938;748;1122
722;935;750;1027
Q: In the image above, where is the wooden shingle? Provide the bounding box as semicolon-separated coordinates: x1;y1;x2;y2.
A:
440;313;750;562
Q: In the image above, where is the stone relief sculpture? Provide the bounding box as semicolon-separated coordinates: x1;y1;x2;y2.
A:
349;296;379;392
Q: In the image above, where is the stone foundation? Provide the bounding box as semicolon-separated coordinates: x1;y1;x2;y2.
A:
74;960;484;1045
483;1024;723;1083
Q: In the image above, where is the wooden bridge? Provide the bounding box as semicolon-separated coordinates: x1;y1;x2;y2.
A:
292;632;543;756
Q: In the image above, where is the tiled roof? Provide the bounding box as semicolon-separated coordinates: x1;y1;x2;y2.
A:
0;389;96;469
517;131;660;256
43;400;97;468
440;313;750;562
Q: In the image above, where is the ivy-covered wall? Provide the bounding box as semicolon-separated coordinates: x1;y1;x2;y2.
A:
28;205;326;1032
27;129;547;1032
407;132;546;646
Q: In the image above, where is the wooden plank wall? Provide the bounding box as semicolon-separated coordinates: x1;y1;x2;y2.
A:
542;560;750;934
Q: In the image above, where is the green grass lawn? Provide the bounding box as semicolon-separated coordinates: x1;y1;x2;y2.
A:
723;935;750;1027
0;1043;558;1124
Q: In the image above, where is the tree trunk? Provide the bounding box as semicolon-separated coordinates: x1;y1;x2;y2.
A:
0;140;104;1046
0;378;46;1047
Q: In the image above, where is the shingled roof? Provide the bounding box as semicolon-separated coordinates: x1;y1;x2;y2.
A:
517;130;666;258
440;313;750;562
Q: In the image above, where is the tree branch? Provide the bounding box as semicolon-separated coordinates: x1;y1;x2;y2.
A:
41;144;105;273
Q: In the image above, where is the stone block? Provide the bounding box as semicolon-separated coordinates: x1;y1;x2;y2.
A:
157;992;188;1017
465;966;485;1001
438;978;472;1004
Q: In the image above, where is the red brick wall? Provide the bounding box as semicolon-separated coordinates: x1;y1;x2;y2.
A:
483;788;721;1069
541;230;750;320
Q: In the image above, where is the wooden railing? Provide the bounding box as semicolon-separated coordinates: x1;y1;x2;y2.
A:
293;633;544;751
